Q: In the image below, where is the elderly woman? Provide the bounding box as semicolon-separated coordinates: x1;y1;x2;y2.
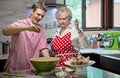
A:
51;7;90;66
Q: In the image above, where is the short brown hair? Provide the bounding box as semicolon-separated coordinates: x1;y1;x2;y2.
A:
31;2;47;12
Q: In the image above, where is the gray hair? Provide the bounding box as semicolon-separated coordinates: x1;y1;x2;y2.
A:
55;7;72;20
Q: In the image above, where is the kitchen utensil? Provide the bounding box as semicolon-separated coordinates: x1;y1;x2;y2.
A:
3;72;24;77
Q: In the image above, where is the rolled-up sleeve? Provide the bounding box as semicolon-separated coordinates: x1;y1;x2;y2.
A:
78;36;91;49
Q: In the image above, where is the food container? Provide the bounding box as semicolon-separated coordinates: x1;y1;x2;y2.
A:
30;57;59;73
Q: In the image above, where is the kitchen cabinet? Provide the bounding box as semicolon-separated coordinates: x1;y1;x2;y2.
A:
0;54;8;72
100;54;120;74
80;48;120;74
82;53;101;68
0;59;6;72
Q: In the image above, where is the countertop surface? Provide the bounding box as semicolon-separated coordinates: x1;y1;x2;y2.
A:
0;66;120;78
0;54;8;60
0;48;120;60
79;48;120;54
0;48;120;78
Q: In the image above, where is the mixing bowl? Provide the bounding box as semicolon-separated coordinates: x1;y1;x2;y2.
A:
30;57;59;72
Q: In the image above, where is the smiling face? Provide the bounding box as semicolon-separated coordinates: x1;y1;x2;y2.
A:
30;8;46;24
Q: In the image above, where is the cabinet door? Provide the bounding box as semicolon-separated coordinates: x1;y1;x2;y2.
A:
0;59;6;72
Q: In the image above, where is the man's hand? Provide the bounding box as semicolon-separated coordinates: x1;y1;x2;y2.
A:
27;25;40;33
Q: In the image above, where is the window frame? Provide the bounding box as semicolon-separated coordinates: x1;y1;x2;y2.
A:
82;0;120;31
82;0;104;31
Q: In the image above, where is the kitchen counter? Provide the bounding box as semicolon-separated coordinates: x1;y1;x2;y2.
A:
0;54;8;60
0;48;120;73
0;48;120;60
0;66;120;78
0;72;56;78
79;48;120;54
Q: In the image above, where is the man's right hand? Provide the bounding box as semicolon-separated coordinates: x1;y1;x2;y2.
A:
27;25;40;33
3;25;41;36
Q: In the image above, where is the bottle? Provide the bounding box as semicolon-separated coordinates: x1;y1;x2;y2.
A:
91;37;99;49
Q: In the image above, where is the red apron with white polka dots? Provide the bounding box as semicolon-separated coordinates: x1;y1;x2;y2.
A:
51;32;79;66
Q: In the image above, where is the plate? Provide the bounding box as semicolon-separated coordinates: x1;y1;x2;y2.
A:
64;60;95;68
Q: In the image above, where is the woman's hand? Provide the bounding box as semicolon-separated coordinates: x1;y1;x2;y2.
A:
74;19;79;29
74;19;81;32
74;19;84;37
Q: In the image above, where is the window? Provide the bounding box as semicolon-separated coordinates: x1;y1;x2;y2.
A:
66;0;103;30
66;0;82;28
114;0;120;27
65;0;120;30
85;0;120;30
85;0;102;28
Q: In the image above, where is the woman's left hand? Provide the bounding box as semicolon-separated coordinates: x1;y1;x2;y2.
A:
74;19;79;29
74;19;84;37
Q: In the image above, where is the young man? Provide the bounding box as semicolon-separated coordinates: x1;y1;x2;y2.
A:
2;2;50;73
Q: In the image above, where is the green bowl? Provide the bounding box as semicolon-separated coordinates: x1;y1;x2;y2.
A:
30;57;59;72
